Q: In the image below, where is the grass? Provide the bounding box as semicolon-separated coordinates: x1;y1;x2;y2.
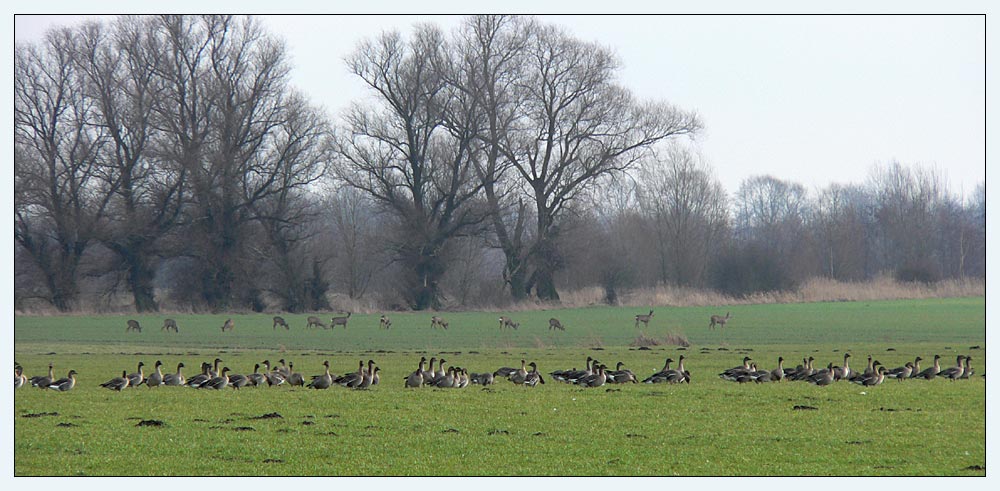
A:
13;297;986;476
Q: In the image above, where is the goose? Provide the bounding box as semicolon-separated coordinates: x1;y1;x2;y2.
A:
127;362;146;388
606;362;638;384
832;353;852;380
852;366;887;386
449;367;463;388
788;357;816;381
210;358;223;377
884;362;913;381
261;360;286;386
200;367;231;390
421;357;437;383
286;362;304;387
937;355;966;381
770;357;785;382
457;368;470;388
101;370;131;391
228;370;249;390
523;363;545;386
807;363;836;386
406;358;426;388
365;360;379;386
578;364;607;388
185;363;213;388
720;357;753;381
508;360;529;384
908;357;923;379
336;360;365;388
645;358;675;383
433;367;456;388
551;357;593;383
493;366;519;379
30;363;54;388
916;354;942;380
750;364;773;383
784;358;807;378
247;364;266;387
162;363;186;386
470;372;495;385
145;361;164;388
847;355;874;382
15;365;27;389
735;363;760;384
307;361;333;390
664;356;691;384
47;370;77;391
435;359;448;380
960;356;975;379
276;359;291;378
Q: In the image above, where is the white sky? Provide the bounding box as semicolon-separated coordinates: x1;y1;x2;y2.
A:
11;13;988;199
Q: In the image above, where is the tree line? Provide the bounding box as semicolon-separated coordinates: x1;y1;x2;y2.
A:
14;15;985;313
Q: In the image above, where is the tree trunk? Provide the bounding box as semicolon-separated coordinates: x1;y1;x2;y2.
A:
127;255;159;313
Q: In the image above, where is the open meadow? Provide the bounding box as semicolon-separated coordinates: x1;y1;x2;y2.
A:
13;297;986;476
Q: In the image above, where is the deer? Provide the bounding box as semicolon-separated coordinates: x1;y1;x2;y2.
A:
273;316;290;330
548;318;566;331
430;316;449;330
221;318;235;332
634;310;654;328
306;316;327;329
709;312;732;330
499;316;519;330
126;319;142;333
161;319;179;332
331;312;351;329
379;314;392;330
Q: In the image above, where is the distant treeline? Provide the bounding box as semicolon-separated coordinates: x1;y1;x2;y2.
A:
14;15;985;313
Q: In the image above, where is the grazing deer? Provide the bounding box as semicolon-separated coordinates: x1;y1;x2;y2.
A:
499;316;519;330
548;318;566;331
634;310;654;328
430;316;449;329
306;316;327;329
331;312;351;329
379;314;392;330
709;312;732;330
126;319;142;333
221;318;235;332
273;316;289;330
161;319;179;332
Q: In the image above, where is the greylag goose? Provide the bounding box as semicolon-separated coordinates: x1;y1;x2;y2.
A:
908;357;923;378
247;364;266;387
770;357;785;382
960;356;975;379
645;358;675;383
578;364;607;388
145;361;164;388
406;357;426;388
551;357;593;383
807;363;836;386
15;365;27;389
127;362;146;388
162;363;186;386
30;363;54;388
852;366;887;386
606;362;638;384
884;362;913;381
937;355;966;381
307;361;333;390
228;369;249;390
719;357;753;381
832;353;852;380
522;363;545;386
286;362;304;387
47;369;78;391
200;367;231;390
262;360;286;386
357;365;377;390
421;357;437;383
185;363;213;388
101;370;130;391
433;367;456;388
336;360;365;388
916;354;942;380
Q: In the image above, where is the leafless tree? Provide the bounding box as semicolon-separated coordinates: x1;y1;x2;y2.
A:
811;183;872;280
336;25;487;309
14;28;111;311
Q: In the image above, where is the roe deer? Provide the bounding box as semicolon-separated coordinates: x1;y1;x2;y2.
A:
221;318;235;332
331;312;351;329
161;319;179;332
379;314;392;330
273;316;289;330
548;318;566;331
709;312;731;330
499;316;519;330
430;316;449;329
126;319;142;333
306;316;327;329
634;310;654;328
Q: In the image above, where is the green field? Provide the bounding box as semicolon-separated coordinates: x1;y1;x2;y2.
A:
14;298;986;476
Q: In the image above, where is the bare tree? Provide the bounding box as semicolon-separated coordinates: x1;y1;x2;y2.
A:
14;28;111;311
635;147;729;287
336;25;487;310
811;183;872;280
492;22;702;300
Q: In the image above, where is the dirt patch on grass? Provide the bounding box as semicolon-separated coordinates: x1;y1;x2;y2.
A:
136;420;165;427
22;412;59;418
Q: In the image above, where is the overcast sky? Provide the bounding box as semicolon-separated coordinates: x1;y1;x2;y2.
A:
13;14;986;198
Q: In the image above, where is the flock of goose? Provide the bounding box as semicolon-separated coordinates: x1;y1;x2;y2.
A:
718;353;978;385
14;352;978;393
